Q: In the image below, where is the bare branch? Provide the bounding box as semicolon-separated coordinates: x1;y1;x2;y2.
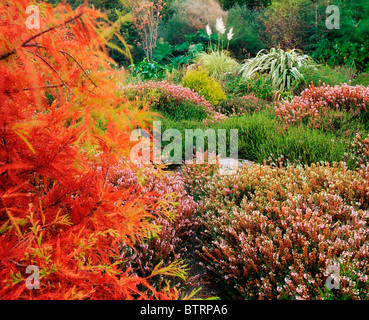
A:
60;50;98;88
25;49;70;91
22;10;85;47
0;49;16;61
0;9;84;61
23;43;98;88
3;84;65;95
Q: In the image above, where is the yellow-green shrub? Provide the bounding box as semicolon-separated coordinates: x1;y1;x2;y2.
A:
181;67;226;106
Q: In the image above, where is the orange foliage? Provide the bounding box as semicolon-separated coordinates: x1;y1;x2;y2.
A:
0;0;177;299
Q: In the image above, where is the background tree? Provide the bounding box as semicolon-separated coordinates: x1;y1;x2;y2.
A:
130;0;166;61
308;0;369;72
219;0;270;10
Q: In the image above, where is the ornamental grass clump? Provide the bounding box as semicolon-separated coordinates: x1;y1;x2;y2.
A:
275;83;369;130
193;50;239;82
194;18;238;82
196;162;369;299
240;48;315;92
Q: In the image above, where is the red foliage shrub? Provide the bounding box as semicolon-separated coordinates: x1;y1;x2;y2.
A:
0;0;187;299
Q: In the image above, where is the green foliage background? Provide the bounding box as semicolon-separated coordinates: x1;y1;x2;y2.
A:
46;0;369;72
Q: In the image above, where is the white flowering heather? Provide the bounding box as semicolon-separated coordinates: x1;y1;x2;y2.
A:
194;162;369;299
275;83;369;129
215;17;225;34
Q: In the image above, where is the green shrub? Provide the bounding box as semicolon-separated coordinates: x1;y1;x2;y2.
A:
233;73;274;100
311;38;369;74
131;58;168;81
217;95;270;116
157;109;350;166
192;162;369;299
211;111;350;165
352;73;369;87
225;4;265;58
295;65;349;95
182;67;226;105
155;97;210;121
260;0;312;51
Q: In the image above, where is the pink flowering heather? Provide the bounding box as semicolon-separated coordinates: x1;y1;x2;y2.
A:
196;162;369;299
122;81;227;124
275;83;369;129
108;162;200;293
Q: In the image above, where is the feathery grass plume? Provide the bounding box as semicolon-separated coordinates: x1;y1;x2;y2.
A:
206;24;212;36
226;27;234;41
226;27;234;51
215;17;226;34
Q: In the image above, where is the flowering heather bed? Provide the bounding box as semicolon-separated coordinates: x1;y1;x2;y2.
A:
186;161;369;299
109;163;200;294
122;81;227;124
275;83;369;129
345;133;369;168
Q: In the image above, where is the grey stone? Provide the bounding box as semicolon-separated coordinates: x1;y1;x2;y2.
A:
218;158;252;175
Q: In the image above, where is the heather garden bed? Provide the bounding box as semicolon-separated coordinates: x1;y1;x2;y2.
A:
2;0;369;301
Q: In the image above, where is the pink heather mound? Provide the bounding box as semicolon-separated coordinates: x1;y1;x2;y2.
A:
122;80;227;124
275;83;369;128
